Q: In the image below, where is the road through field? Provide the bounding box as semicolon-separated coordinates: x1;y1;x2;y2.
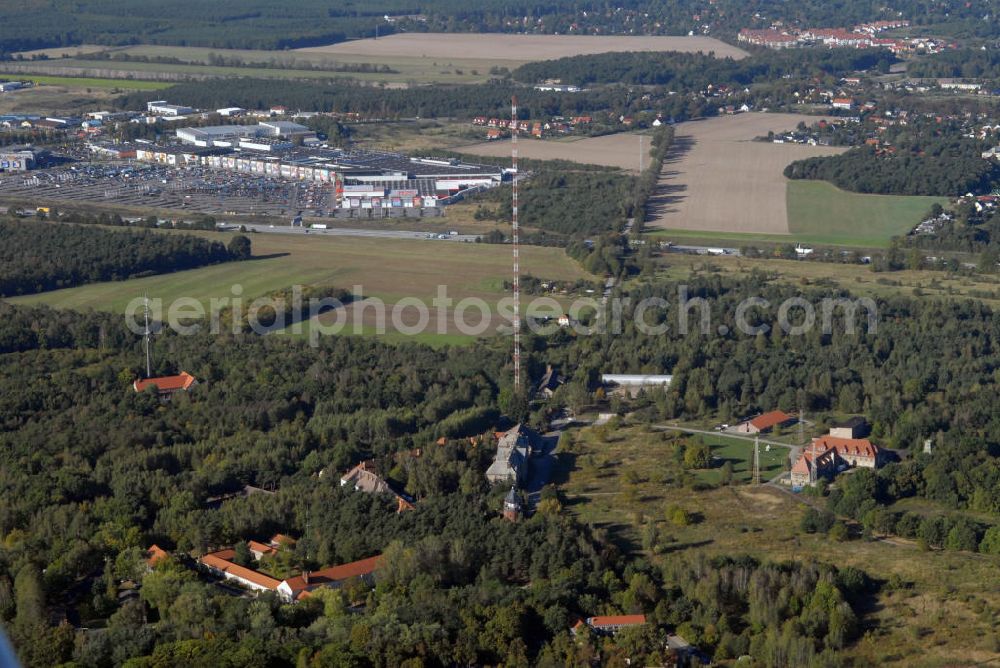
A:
646;113;846;235
299;33;748;61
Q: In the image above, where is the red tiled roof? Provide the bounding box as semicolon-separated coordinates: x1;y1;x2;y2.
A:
146;544;169;567
281;555;381;597
248;540;276;557
589;614;646;627
750;410;792;430
133;371;197;393
814;435;879;459
198;551;282;590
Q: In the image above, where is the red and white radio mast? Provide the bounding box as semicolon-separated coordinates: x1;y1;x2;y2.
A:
511;96;521;391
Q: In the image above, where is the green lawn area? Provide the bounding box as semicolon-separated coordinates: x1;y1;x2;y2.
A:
645;181;946;249
694;433;789;485
8;231;588;343
786;180;946;247
18;75;172;90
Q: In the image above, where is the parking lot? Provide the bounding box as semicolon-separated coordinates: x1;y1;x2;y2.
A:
0;162;338;218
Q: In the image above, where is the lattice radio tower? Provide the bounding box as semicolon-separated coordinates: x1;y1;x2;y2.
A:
142;295;153;378
511;96;522;391
752;435;761;486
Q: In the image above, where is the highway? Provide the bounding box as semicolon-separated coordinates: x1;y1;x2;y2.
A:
238;223;480;242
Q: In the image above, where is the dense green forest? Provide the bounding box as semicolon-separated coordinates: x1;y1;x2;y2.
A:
784;145;998;196
0;300;875;666
0;220;249;296
512;49;897;87
907;48;1000;82
1;0;997;54
476;171;636;237
114;78;715;124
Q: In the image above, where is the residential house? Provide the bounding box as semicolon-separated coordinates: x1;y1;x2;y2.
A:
340;461;415;512
145;545;170;569
133;371;197;396
736;410;794;434
536;364;562;399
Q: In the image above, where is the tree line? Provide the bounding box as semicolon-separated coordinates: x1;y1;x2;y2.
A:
512;49;897;88
0;219;250;296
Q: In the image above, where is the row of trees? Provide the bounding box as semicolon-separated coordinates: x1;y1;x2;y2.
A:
513;48;896;87
785;144;999;196
0;219;250;296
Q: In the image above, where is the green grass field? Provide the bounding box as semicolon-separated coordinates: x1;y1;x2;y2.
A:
786;181;946;246
17;75;172;90
646;181;946;249
8;231;588;343
10;44;517;86
654;252;1000;307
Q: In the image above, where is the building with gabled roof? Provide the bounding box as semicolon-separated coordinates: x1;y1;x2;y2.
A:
572;614;647;636
145;544;170;569
277;555;381;602
198;549;282;593
737;410;794;434
485;423;538;486
340;461;415;512
790;434;882;487
133;371;197;395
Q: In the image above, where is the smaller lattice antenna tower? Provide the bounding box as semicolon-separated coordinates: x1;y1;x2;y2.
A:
752;435;761;485
808;440;819;486
798;407;805;445
511;95;521;392
142;294;153;378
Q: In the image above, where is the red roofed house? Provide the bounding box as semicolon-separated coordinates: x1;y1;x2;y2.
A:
145;544;170;569
736;410;794;434
198;549;283;593
133;371;197;396
790;434;882;487
572;614;646;636
277;555;382;602
340;461;415;513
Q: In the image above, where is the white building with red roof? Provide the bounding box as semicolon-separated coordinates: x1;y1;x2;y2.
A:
277;555;382;602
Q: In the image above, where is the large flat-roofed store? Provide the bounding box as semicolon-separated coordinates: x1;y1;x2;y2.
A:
109;123;504;211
